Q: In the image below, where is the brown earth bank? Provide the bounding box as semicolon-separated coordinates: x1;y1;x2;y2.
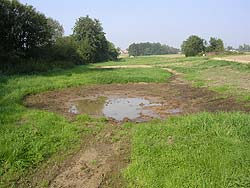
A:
24;76;250;122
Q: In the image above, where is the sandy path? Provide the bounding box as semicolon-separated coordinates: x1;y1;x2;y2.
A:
213;55;250;64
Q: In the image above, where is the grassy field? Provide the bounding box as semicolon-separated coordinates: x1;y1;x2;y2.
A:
213;55;250;63
1;55;250;187
166;59;250;101
0;65;170;187
94;55;208;67
125;112;250;188
95;55;250;101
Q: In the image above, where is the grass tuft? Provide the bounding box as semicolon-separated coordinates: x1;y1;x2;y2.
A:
124;112;250;188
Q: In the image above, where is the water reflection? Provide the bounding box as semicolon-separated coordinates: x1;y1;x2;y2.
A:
69;97;161;121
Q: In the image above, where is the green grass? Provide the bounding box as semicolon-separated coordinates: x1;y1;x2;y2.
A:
0;64;171;187
93;55;208;67
0;66;170;124
168;59;250;74
1;55;250;188
168;60;250;100
124;112;250;188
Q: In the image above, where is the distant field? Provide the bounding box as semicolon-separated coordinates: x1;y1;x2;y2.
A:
214;55;250;63
145;54;184;58
94;55;207;67
167;59;250;101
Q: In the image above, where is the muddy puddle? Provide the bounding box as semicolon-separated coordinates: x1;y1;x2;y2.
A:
68;97;161;121
24;78;250;122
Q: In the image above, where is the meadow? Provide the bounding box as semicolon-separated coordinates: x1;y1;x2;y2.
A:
1;55;250;187
125;112;250;188
0;66;170;187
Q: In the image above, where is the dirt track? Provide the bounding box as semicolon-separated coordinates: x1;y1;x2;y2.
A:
48;124;130;188
213;55;250;64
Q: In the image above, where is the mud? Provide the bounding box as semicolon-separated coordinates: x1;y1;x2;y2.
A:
48;126;129;188
24;76;250;122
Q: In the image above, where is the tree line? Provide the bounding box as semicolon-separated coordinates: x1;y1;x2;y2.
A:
0;0;118;74
181;35;225;57
238;44;250;52
128;42;179;56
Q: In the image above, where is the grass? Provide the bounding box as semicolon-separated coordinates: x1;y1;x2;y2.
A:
0;64;170;187
1;55;250;187
167;59;250;100
124;112;250;188
0;66;170;124
93;55;208;67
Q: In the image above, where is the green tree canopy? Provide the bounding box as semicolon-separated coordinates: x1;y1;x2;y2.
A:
238;44;250;52
73;15;117;63
107;41;119;60
47;17;64;42
0;2;119;73
128;42;179;56
181;35;206;57
0;0;53;58
207;37;224;52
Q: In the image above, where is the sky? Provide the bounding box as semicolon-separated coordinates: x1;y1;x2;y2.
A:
20;0;250;49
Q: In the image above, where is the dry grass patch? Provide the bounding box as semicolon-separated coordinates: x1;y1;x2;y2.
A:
200;67;250;92
214;55;250;64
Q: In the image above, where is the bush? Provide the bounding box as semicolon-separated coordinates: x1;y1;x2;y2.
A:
36;37;83;65
1;59;75;74
181;35;206;57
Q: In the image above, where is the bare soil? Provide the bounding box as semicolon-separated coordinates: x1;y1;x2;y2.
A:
48;125;130;188
17;124;130;188
24;75;250;121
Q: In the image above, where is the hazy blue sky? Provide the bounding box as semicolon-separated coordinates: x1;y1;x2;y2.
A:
20;0;250;49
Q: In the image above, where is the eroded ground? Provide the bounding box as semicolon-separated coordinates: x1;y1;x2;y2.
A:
48;125;130;188
25;75;250;123
17;123;130;188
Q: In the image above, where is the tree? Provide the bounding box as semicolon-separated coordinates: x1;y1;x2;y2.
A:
0;1;118;72
181;35;205;57
47;17;64;42
107;42;119;60
0;0;52;58
73;15;114;63
49;36;82;63
128;42;179;56
226;46;234;51
238;44;250;52
207;37;224;52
